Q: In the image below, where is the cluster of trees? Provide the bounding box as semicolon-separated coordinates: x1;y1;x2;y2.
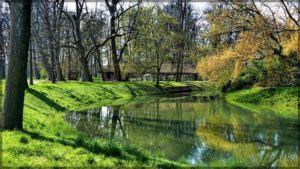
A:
130;1;199;86
0;0;199;129
1;0;298;130
196;1;299;90
0;0;199;84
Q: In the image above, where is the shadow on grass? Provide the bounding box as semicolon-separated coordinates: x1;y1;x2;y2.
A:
125;83;164;96
22;129;148;162
27;88;65;111
124;84;139;96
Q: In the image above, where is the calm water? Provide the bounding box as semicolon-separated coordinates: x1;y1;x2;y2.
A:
65;94;299;167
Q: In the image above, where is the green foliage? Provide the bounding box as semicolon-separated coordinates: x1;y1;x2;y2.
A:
38;64;48;79
3;81;205;167
229;61;265;90
197;2;298;89
131;7;178;73
225;87;298;118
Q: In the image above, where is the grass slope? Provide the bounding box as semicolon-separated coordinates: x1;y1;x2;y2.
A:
225;87;298;118
2;81;208;168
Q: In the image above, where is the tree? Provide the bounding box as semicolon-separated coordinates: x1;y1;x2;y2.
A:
61;0;94;82
41;0;65;82
197;1;299;88
105;0;140;81
2;0;32;130
81;9;107;81
164;0;198;81
132;7;176;87
32;1;54;81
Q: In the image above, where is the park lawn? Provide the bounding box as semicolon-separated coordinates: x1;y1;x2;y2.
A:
2;81;208;168
225;87;298;119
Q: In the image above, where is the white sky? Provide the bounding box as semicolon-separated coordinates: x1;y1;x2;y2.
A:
65;1;209;16
64;1;297;21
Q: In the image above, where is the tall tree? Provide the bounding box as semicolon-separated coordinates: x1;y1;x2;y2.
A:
32;1;54;81
43;0;65;82
3;0;32;130
105;0;140;81
61;0;93;82
164;0;198;81
132;7;176;87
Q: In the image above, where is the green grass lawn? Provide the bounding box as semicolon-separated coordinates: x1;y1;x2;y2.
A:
2;81;209;168
225;87;298;119
3;80;296;167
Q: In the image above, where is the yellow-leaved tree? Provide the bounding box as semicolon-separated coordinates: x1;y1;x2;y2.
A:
197;48;240;87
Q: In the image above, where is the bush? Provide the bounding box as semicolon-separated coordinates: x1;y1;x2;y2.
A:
229;61;264;90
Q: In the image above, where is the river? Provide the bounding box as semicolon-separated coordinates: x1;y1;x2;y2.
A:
65;94;299;167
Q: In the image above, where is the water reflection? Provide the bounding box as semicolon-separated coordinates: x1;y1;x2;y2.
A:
65;95;299;167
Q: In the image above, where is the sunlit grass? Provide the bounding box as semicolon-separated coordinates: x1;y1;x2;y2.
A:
2;80;205;167
225;87;298;119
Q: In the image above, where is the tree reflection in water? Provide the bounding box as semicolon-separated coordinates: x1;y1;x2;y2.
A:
65;94;299;167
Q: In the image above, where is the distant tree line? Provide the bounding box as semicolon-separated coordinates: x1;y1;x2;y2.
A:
0;0;200;130
0;0;200;84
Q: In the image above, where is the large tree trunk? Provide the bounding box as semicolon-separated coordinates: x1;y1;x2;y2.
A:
3;0;32;130
54;53;64;81
79;57;93;82
95;48;106;81
44;2;56;83
54;2;65;82
74;9;93;82
110;14;122;81
175;0;187;82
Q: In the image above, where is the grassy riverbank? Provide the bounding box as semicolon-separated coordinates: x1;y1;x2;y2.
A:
225;87;298;119
2;81;210;168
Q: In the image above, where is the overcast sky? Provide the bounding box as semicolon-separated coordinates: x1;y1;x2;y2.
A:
64;1;296;22
65;1;209;16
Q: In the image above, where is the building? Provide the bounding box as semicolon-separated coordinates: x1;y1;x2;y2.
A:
100;62;199;81
158;62;199;81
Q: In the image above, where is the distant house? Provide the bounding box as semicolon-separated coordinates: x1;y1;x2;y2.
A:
101;69;115;81
100;62;199;81
158;62;199;81
100;64;141;81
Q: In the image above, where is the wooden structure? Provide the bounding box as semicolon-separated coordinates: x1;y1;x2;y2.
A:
101;70;115;81
99;62;199;81
159;62;199;81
